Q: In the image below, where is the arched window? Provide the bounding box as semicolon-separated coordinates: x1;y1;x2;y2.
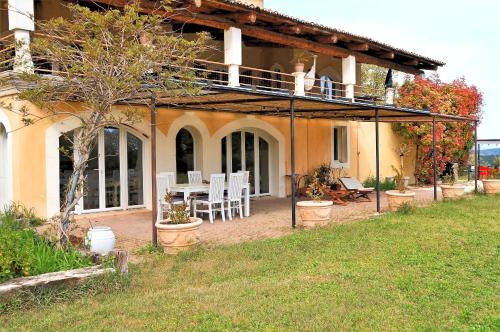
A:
176;128;195;184
58;127;145;213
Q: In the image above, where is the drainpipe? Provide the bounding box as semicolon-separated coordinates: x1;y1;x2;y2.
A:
290;98;297;228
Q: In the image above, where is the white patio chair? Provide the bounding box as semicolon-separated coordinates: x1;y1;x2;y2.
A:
193;173;226;223
237;170;250;213
157;172;183;221
225;173;244;220
188;171;203;186
238;170;250;185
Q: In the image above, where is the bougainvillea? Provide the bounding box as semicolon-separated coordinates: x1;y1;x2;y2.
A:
393;75;483;184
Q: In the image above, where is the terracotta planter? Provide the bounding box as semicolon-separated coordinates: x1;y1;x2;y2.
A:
386;190;416;212
294;62;305;73
482;179;500;195
440;185;466;199
297;200;333;228
155;217;203;254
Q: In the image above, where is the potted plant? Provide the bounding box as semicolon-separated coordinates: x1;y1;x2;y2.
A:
155;193;203;254
440;174;466;199
297;172;333;228
482;167;500;195
291;50;310;73
330;167;346;190
386;144;416;211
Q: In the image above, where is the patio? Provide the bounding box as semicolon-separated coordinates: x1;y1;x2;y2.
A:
75;186;452;252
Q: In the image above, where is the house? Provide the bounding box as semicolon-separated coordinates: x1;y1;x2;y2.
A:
0;0;451;219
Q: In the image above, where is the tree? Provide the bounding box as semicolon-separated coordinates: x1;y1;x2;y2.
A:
393;75;483;184
0;0;209;243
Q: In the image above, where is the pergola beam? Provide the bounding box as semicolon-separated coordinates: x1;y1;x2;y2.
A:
90;0;427;75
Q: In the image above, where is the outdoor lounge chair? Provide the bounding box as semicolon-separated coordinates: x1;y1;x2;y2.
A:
339;177;374;202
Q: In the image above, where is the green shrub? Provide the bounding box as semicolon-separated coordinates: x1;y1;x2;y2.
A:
363;176;396;191
0;202;45;229
0;228;35;281
0;204;92;282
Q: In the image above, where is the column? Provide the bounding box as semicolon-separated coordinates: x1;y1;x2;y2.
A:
224;27;242;87
8;0;35;73
293;72;306;97
342;55;356;101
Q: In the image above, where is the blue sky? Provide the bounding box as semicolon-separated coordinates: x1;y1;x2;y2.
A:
267;0;499;139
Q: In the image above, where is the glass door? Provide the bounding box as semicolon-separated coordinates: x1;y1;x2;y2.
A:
221;130;271;196
104;128;121;208
259;137;270;195
245;132;255;194
83;138;100;210
60;127;145;214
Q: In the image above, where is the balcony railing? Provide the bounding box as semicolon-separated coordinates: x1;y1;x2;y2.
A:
0;33;385;104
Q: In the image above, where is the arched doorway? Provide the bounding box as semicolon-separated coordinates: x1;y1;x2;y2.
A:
221;129;273;196
0;123;8;207
59;127;145;213
176;128;196;183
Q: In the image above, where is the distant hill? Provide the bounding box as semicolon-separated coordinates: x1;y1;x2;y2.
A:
481;148;500;156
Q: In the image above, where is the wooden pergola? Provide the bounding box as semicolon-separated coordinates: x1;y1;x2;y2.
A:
88;0;444;75
144;84;476;243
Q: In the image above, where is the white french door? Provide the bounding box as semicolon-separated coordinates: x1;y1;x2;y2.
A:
221;130;270;197
60;127;144;214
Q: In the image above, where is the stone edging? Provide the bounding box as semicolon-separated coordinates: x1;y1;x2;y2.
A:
0;265;115;299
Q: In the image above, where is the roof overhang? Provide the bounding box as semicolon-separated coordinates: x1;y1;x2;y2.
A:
86;0;445;75
136;83;475;123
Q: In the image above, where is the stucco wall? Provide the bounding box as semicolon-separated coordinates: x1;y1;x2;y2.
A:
1;97;414;218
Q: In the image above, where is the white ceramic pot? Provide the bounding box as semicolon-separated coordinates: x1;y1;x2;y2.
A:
85;227;116;255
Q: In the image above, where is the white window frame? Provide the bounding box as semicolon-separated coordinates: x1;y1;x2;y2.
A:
331;123;351;169
72;127;146;214
222;130;271;197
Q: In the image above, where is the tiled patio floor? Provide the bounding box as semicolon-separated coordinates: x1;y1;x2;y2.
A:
74;186;453;252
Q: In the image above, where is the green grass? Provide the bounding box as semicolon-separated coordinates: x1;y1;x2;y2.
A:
1;196;499;331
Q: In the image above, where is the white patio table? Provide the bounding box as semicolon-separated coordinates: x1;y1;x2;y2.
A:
170;183;250;217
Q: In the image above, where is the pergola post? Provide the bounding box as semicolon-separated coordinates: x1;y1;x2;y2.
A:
474;122;478;193
375;109;380;213
432;116;438;201
290;98;297;228
150;93;158;244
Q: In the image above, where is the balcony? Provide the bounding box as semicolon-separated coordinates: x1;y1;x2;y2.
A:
0;32;386;106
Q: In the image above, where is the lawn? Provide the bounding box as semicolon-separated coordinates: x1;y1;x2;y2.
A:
1;196;499;331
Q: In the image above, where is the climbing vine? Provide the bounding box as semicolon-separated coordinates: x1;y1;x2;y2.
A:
394;75;483;184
